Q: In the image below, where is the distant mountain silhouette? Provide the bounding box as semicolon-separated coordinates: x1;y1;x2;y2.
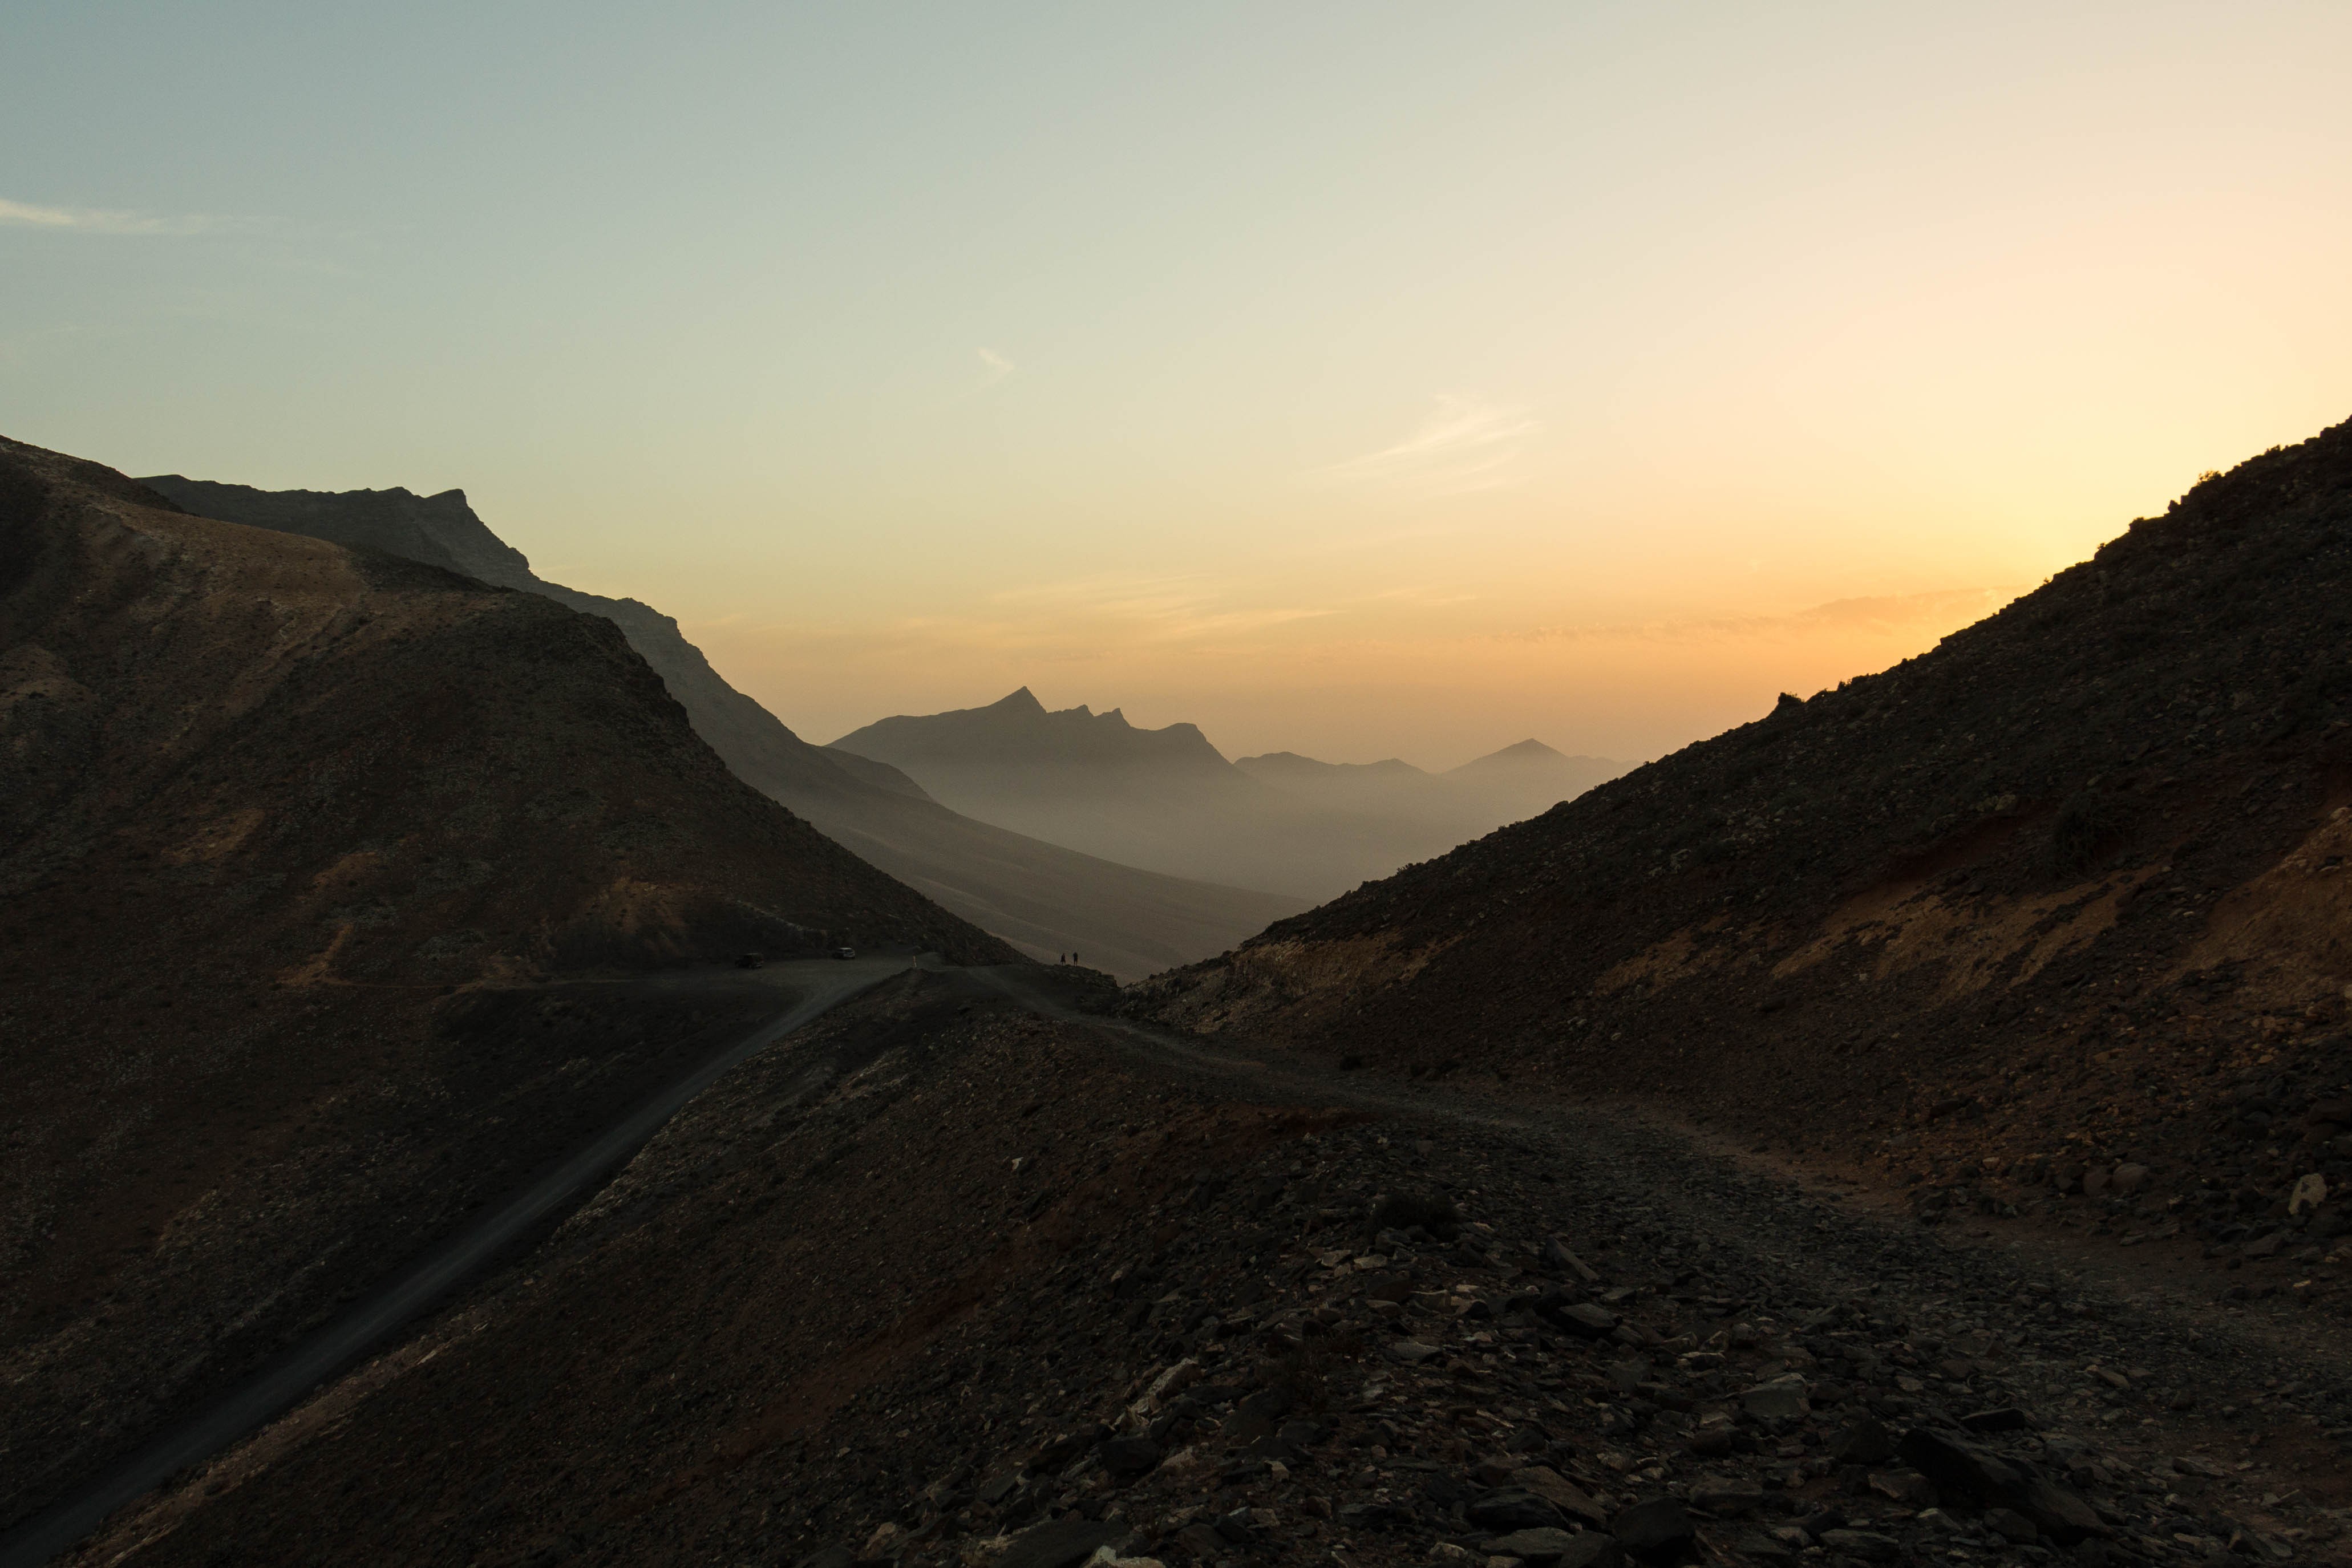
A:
830;691;1629;899
1440;738;1630;821
137;477;1300;979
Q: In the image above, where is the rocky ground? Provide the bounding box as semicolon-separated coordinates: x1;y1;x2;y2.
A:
54;970;2352;1568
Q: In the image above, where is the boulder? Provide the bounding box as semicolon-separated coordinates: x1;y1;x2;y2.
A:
1554;1303;1618;1338
1686;1478;1763;1516
1469;1490;1568;1532
1612;1498;1695;1563
999;1518;1128;1568
1815;1529;1902;1562
1896;1429;2023;1502
1827;1416;1897;1466
1515;1466;1610;1528
1740;1375;1810;1421
1098;1436;1162;1477
2290;1173;2329;1215
1480;1528;1593;1566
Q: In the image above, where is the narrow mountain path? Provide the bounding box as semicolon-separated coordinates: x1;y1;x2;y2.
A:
975;965;2352;1536
19;960;2345;1565
0;958;909;1568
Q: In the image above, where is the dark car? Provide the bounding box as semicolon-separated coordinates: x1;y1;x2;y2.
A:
734;952;763;970
832;946;856;960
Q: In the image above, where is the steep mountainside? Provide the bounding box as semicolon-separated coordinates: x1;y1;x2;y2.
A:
1136;418;2352;1286
0;435;1013;1533
834;694;1624;901
135;477;1297;979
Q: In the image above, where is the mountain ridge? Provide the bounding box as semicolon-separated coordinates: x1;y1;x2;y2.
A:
135;476;1298;979
1;432;1013;1532
831;690;1630;899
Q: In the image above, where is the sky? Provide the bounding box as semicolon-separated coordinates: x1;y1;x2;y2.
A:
6;2;2349;767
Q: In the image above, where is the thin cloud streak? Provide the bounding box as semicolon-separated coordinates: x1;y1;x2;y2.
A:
0;197;222;236
975;347;1015;389
1311;395;1539;495
1497;587;2025;646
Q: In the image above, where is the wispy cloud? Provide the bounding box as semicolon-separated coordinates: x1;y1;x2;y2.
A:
1311;395;1539;495
1499;587;2025;646
984;573;1334;642
0;196;224;236
975;347;1015;390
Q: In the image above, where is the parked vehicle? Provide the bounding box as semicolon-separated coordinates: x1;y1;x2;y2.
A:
832;946;857;960
734;952;763;970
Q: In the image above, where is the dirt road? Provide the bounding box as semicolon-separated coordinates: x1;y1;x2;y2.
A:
0;958;909;1568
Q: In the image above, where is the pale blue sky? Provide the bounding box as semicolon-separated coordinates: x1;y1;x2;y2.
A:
7;2;2349;762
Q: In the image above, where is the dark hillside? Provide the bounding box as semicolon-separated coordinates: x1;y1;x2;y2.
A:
0;434;1011;1532
135;477;1300;978
1136;417;2352;1286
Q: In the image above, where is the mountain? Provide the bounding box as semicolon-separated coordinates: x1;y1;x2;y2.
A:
1235;740;1630;846
135;478;1301;980
1134;415;2352;1281
1441;737;1628;823
837;686;1237;775
0;434;1015;1533
832;693;1628;900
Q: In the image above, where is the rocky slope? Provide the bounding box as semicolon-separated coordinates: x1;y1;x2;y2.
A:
136;477;1300;979
1129;416;2352;1303
50;972;2352;1568
0;434;1013;1533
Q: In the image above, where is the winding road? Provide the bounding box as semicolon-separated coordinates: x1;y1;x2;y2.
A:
0;957;910;1568
13;957;2346;1563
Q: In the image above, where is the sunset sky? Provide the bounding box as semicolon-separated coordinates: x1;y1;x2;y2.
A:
6;2;2348;765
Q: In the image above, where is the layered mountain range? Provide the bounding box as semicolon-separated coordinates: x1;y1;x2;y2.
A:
136;477;1302;981
832;691;1625;900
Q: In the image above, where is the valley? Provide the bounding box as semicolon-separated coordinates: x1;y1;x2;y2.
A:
7;416;2352;1568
